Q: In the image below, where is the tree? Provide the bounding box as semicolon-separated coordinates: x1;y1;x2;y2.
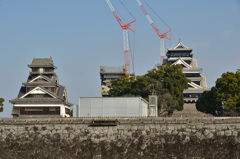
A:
196;87;220;115
109;64;189;115
158;93;178;117
197;70;240;116
70;109;73;117
109;75;160;98
146;64;189;111
0;98;4;112
162;64;189;110
130;76;152;97
215;71;240;112
109;75;135;97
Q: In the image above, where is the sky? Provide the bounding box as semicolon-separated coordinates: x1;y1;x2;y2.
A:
0;0;239;117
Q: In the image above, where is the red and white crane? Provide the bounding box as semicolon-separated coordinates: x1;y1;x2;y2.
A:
106;0;136;79
136;0;171;65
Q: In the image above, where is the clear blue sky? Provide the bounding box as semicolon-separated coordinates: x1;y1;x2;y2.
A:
0;0;239;117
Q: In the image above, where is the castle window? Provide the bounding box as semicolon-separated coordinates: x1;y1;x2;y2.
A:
39;68;44;73
171;52;190;57
49;107;56;111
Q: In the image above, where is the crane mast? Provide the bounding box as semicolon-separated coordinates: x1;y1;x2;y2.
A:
136;0;171;65
106;0;136;79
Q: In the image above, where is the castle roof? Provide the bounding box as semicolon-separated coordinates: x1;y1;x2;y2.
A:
172;58;192;69
28;57;57;69
10;85;72;106
168;39;192;51
23;75;58;86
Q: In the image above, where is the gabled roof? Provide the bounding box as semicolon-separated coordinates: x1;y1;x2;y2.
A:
26;74;59;82
20;84;69;103
20;86;59;99
171;58;192;68
29;75;55;83
188;82;203;89
169;39;192;51
23;82;57;87
10;98;66;105
28;57;57;69
10;86;73;106
23;75;59;87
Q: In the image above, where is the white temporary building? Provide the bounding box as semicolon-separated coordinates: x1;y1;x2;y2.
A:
75;97;149;118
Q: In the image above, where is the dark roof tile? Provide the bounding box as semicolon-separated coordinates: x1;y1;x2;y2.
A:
28;57;57;69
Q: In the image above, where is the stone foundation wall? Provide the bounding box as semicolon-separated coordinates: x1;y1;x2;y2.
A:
1;118;240;159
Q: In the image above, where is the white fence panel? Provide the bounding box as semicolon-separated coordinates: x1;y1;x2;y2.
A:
78;97;149;117
103;98;115;116
116;99;127;117
79;99;91;117
91;98;102;117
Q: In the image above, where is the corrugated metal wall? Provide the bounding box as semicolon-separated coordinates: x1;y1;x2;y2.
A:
77;97;148;117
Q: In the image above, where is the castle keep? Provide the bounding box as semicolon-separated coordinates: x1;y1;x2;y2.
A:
10;57;72;117
166;40;210;103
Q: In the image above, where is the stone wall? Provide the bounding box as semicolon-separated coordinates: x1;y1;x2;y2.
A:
1;118;240;159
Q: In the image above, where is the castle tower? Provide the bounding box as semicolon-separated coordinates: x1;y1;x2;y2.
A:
10;57;72;118
166;40;210;103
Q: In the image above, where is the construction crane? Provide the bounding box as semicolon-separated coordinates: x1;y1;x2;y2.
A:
106;0;136;79
136;0;171;65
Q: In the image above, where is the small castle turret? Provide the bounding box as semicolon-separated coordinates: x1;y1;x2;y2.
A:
10;57;72;118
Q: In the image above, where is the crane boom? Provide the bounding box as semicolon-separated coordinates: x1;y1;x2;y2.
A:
136;0;171;65
106;0;136;79
123;29;130;78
